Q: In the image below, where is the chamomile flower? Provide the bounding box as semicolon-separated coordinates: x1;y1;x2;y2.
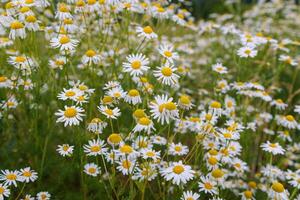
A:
158;43;179;63
154;62;179;86
237;46;257;58
209;101;223;116
277;115;298;129
19;167;38;183
181;191;200;200
149;94;179;124
2;96;18;109
8;55;34;70
178;94;193;110
168;142;189;156
279;55;298;66
271;99;288;110
9;20;26;40
124;89;142;105
240;190;254;200
87;118;107;134
133;116;155;134
84;163;100;177
122;53;149;77
160;161;195;185
57;88;83;101
107;133;123;146
36;191;51;200
57;144;74;157
82;49;101;65
261;141;285;155
140;148;160;161
268;181;289;200
198;176;218;195
0;170;22;187
98;105;121;119
212;63;228;74
55;106;85;126
55;3;72;20
50;35;79;51
21;194;34;200
117;158;136;175
0;184;10;199
83;139;107;156
136;25;157;39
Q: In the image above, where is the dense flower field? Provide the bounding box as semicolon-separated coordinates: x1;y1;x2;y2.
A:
1;0;300;199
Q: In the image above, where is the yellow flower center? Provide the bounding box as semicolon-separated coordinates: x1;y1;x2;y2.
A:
211;169;224;178
64;108;77;118
133;109;146;118
76;0;85;7
65;91;76;97
25;0;34;4
20;7;30;13
244;190;252;199
59;36;70;44
131;60;141;69
104;109;113;116
11;21;24;29
269;143;277;148
88;167;96;174
172;165;184;174
87;0;96;4
128;89;139;97
59;4;69;12
23;171;32;177
161;67;173;77
6;173;17;180
180;95;190;105
6;2;14;9
205;114;212;121
209;149;218;156
85;49;96;57
26;15;37;23
143;26;153;34
0;187;4;194
208;157;218;165
272;182;284;193
15;56;26;63
90;145;101;152
245;49;251;55
204;182;213;190
102;96;113;104
108;133;122;144
120;145;133;154
63;145;69;151
174;146;182;152
64;18;73;25
177;13;184;19
285;115;295;121
146;151;155;157
7;101;15;107
139;117;151;126
164;102;176;110
0;76;7;82
223;133;232;139
122;160;131;169
210;101;221;109
164;51;172;57
248;181;257;189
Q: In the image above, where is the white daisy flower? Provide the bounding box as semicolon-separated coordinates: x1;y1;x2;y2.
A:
158;43;179;63
116;158;136;175
55;3;72;20
55;106;85;126
9;20;26;40
168;142;189;156
149;94;179;124
82;49;101;65
198;175;218;195
84;163;101;177
19;167;38;183
133;116;155;134
261;141;285;155
154;62;180;86
36;191;51;200
57;88;83;101
237;46;257;58
98;105;121;119
124;89;142;105
160;161;195;185
0;170;22;187
181;191;200;200
122;53;149;77
50;35;79;51
276;115;298;129
87;118;107;134
212;63;228;74
136;26;157;39
57;144;74;157
83;139;108;156
0;184;10;199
